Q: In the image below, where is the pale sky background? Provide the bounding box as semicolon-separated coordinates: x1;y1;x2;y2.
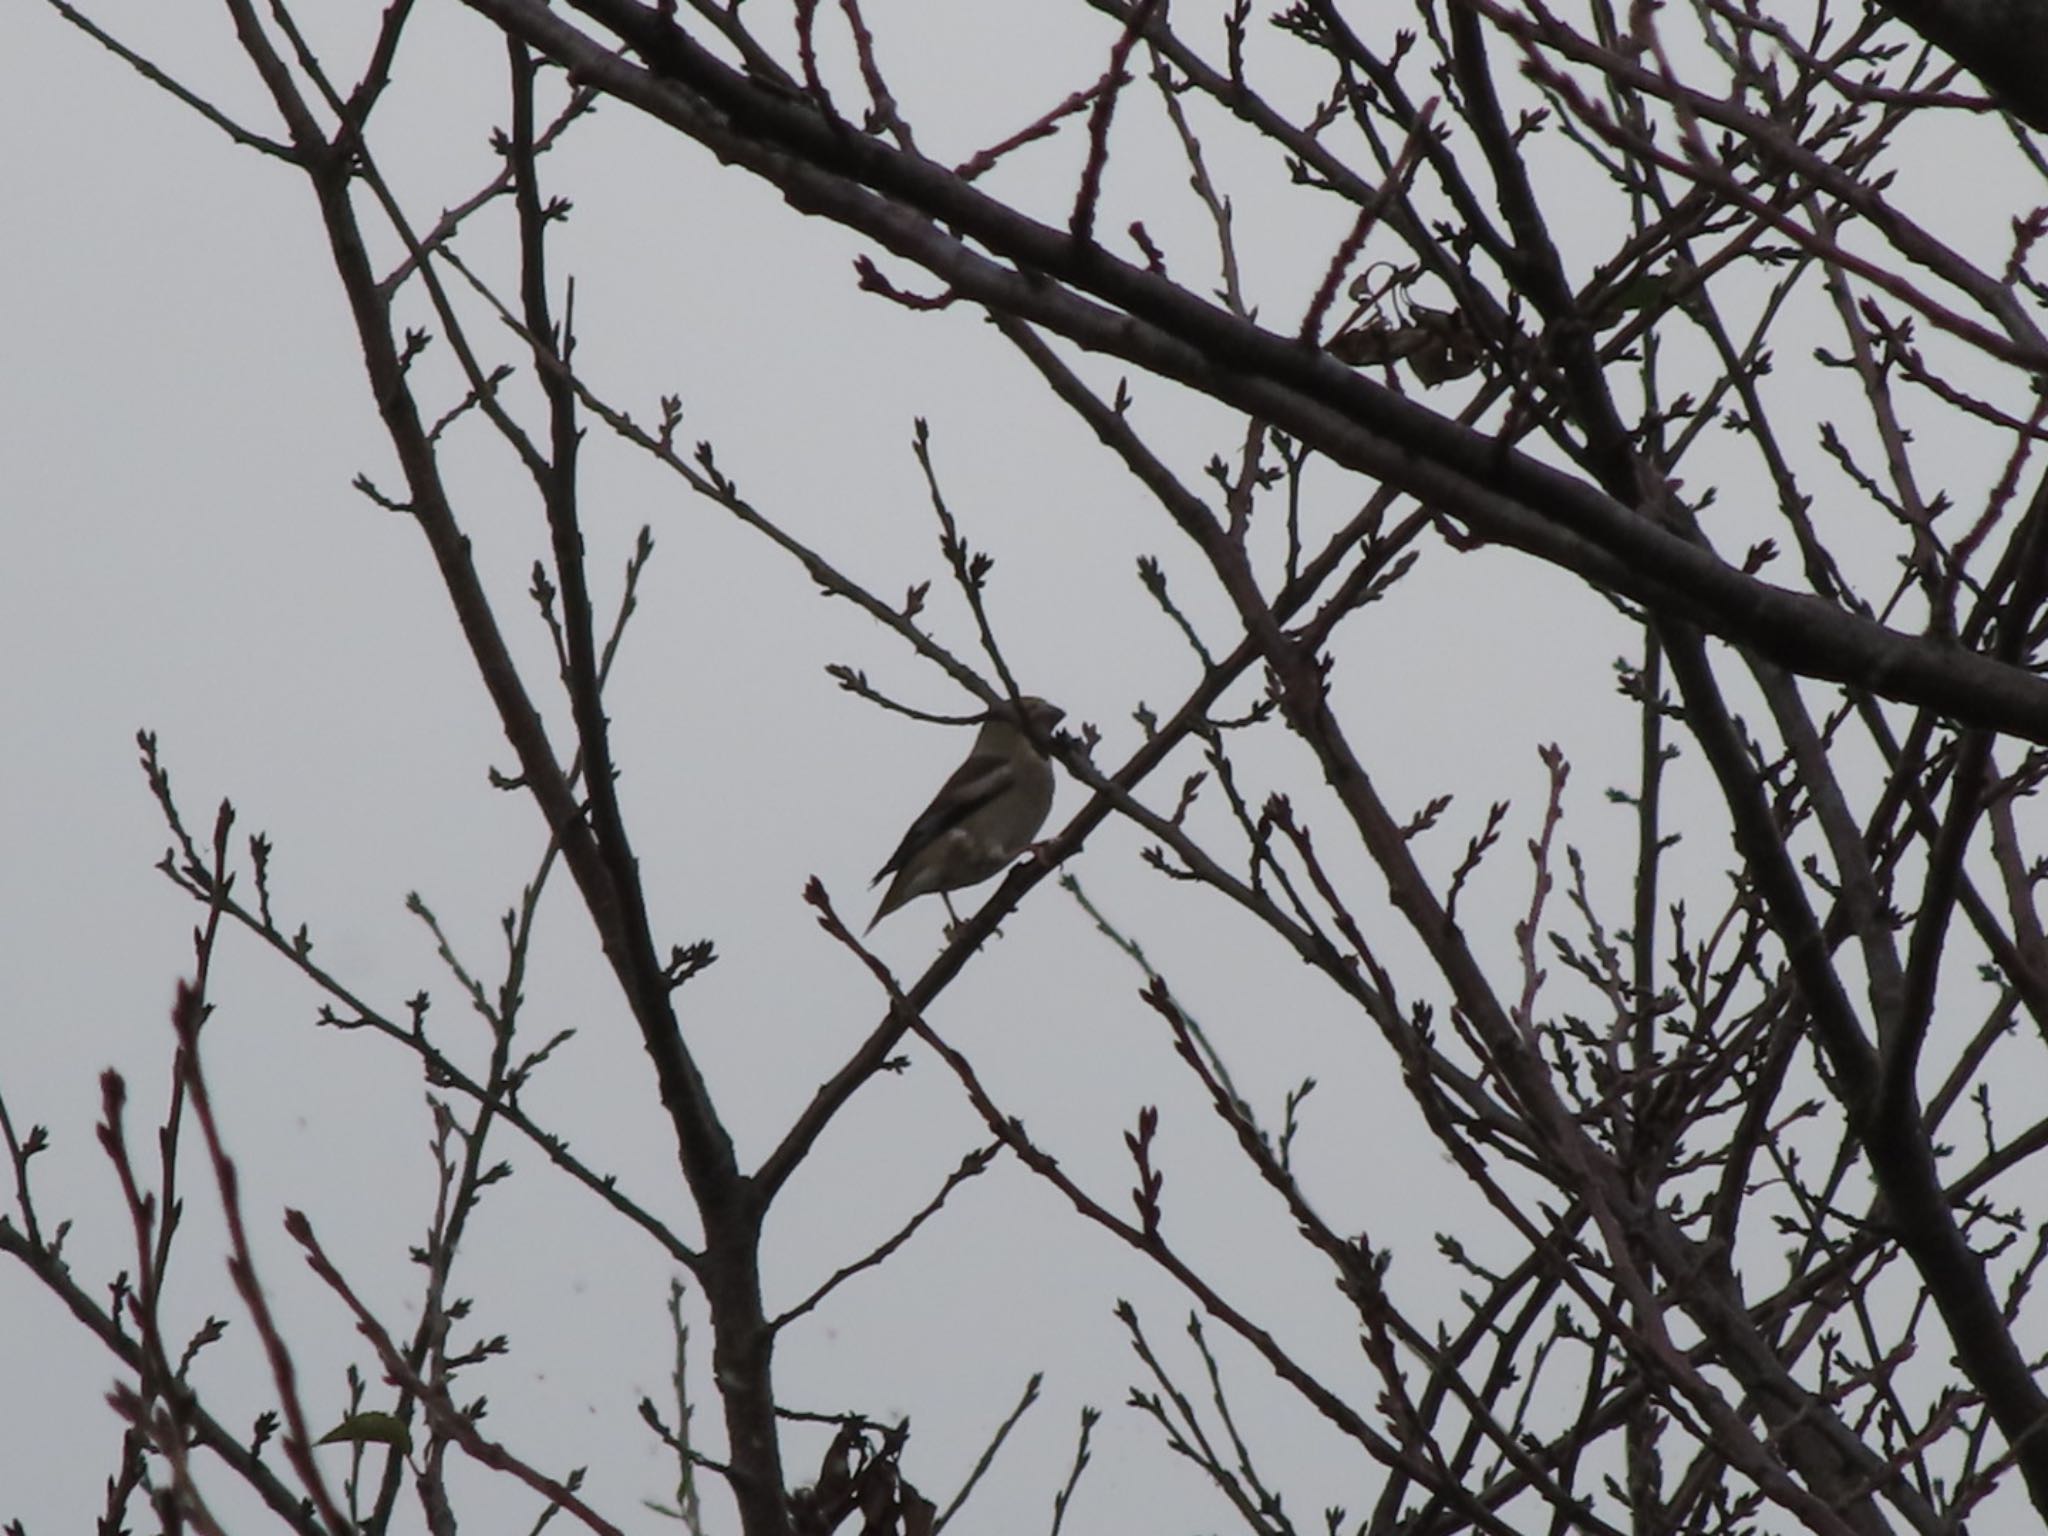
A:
4;2;2035;1533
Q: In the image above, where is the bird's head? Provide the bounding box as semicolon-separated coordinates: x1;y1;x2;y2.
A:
990;695;1066;741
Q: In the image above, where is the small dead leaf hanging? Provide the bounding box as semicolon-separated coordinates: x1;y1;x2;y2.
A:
1327;266;1483;385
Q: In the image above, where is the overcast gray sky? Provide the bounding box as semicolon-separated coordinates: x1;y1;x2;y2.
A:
7;3;2037;1532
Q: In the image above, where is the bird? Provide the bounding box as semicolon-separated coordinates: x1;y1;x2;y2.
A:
867;696;1066;931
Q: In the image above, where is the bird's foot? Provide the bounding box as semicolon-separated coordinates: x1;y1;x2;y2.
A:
943;916;1005;943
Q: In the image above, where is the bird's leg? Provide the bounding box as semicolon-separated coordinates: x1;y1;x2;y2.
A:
939;892;1008;943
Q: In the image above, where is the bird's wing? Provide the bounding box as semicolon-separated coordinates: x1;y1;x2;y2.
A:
871;749;1019;881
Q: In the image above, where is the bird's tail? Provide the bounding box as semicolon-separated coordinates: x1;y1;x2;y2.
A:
865;879;905;934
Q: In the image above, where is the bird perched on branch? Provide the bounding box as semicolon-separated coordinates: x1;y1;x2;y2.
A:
867;696;1066;931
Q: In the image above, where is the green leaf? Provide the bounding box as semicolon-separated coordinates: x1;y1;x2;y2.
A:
317;1411;412;1455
